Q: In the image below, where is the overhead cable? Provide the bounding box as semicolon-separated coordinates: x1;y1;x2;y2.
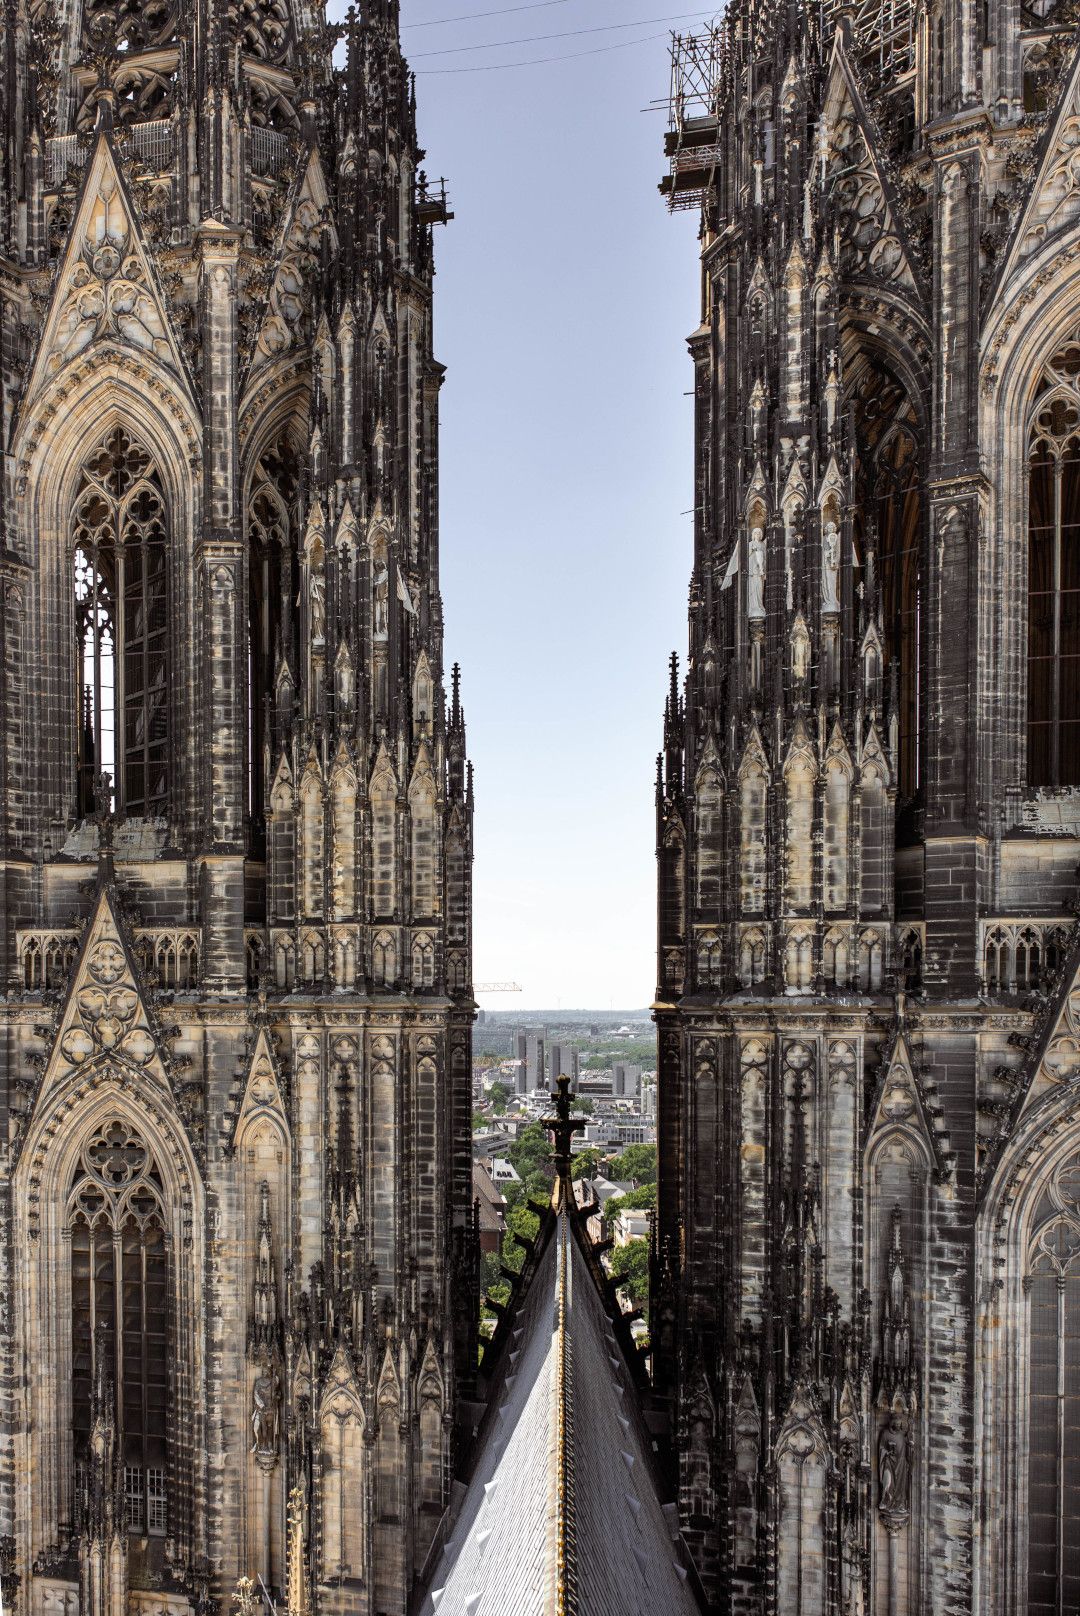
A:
404;0;571;27
416;30;668;71
411;8;717;55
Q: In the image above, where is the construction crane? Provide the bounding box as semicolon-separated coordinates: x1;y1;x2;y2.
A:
474;982;522;994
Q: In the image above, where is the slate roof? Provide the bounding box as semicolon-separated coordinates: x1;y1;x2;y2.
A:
417;1193;701;1616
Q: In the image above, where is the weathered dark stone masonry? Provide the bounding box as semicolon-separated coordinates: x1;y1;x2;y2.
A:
655;3;1080;1612
9;0;1080;1611
0;3;476;1613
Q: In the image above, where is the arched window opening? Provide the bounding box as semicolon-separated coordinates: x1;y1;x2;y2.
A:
1016;926;1043;993
1028;351;1080;788
1023;42;1056;115
850;358;922;799
249;436;302;840
1026;1153;1080;1614
899;927;922;993
412;932;435;990
858;928;884;991
824;927;848;987
784;926;813;992
739;928;766;986
74;427;169;819
70;1121;169;1538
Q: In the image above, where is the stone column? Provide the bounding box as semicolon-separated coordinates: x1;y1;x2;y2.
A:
923;134;990;995
196;221;245;991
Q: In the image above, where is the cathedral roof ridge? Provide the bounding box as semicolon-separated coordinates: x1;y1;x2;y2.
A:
417;1195;702;1616
418;1080;700;1615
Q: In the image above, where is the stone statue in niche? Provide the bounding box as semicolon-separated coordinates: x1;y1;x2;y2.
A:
877;1412;910;1522
793;627;809;682
748;526;766;619
822;519;841;612
310;569;326;643
374;562;389;639
252;1359;281;1462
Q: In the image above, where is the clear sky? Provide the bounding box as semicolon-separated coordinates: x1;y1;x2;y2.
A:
335;1;704;1008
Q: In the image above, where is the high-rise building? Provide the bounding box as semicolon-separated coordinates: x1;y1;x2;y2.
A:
655;5;1080;1613
548;1041;579;1084
0;5;474;1612
526;1031;546;1090
511;1025;547;1090
613;1062;640;1098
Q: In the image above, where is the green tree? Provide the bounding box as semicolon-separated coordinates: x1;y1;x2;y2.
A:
575;1096;594;1115
570;1147;604;1182
488;1080;509;1114
602;1183;657;1224
501;1201;540;1275
609;1238;650;1312
609;1143;657;1186
508;1122;552;1181
479;1250;504;1296
501;1178;525;1214
523;1167;553;1207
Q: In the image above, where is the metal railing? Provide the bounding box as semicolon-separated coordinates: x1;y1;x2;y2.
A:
128;118;173;172
45;134;85;188
250;126;290;178
45;119;174;189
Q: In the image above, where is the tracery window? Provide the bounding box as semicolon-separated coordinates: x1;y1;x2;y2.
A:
69;1122;169;1536
235;0;292;64
1026;1153;1080;1615
74;428;169;818
248;437;301;836
73;1;180;128
81;0;178;52
1028;345;1080;787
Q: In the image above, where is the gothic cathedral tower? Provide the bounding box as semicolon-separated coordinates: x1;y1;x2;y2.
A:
0;3;475;1614
657;2;1080;1613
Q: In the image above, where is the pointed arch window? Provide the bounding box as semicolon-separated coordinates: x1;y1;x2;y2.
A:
1025;1154;1080;1614
69;1121;169;1536
74;428;169;818
1028;350;1080;788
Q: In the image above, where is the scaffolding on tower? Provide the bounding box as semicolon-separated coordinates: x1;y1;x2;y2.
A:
845;0;916;94
661;0;917;214
660;24;723;213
